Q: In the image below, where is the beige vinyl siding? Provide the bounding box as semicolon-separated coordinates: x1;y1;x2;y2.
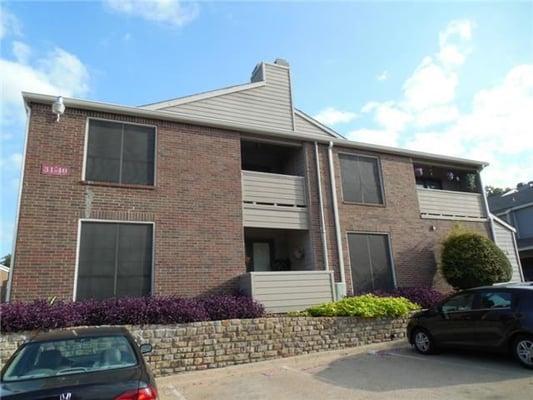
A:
242;170;306;206
417;188;486;221
493;220;523;282
161;64;294;131
243;271;335;312
243;204;309;230
294;113;336;138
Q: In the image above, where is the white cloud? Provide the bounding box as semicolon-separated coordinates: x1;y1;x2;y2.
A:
1;46;89;124
314;107;358;126
0;8;21;39
403;56;459;111
12;41;31;64
404;64;533;187
438;19;473;65
348;18;532;186
104;0;199;27
414;105;460;128
347;128;399;148
367;101;412;133
377;70;389;81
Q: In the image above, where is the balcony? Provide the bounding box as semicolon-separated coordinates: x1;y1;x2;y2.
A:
242;170;308;229
413;162;487;221
240;271;335;313
417;188;486;221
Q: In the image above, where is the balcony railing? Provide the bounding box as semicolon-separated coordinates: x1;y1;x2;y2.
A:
242;170;308;229
240;271;335;313
417;188;487;221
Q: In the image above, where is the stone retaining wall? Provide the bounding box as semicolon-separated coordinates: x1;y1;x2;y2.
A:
0;316;409;377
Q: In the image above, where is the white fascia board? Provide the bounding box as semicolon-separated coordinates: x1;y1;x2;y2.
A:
490;214;517;232
141;81;266;110
22;92;489;168
294;109;345;139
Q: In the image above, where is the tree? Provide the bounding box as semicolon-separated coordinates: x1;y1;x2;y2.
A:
485;186;512;197
441;229;511;289
1;254;10;267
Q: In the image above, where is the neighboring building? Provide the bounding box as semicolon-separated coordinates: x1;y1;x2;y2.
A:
8;59;518;311
489;182;533;281
0;264;9;302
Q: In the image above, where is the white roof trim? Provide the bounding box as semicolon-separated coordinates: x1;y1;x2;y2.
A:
0;264;9;273
22;92;489;168
141;81;266;110
490;214;517;232
295;109;345;139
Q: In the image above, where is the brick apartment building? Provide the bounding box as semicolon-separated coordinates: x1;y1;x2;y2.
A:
7;59;523;311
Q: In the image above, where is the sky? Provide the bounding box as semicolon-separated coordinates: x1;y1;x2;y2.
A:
1;0;532;256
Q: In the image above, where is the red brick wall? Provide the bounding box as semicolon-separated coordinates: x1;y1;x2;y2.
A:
11;103;490;302
11;104;245;301
329;146;490;294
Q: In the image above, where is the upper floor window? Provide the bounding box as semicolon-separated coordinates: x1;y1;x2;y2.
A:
339;154;384;205
85;119;155;186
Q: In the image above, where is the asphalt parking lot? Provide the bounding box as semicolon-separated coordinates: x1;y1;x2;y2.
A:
157;341;533;400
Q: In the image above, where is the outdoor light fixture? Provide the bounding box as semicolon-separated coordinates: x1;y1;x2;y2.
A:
52;96;65;122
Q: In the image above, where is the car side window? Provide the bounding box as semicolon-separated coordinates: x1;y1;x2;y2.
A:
441;293;475;313
477;292;512;310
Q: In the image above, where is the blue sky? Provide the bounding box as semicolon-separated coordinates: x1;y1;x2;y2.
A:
1;1;532;256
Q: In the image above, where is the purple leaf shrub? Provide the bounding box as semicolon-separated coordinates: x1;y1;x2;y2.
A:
0;295;264;333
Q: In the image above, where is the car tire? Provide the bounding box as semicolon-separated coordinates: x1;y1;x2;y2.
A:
513;335;533;369
412;328;437;355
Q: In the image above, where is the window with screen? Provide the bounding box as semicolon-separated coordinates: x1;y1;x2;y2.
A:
85;119;155;185
347;233;395;292
77;222;153;300
339;154;384;204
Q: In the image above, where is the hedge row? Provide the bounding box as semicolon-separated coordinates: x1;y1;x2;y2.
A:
306;294;420;318
0;295;265;333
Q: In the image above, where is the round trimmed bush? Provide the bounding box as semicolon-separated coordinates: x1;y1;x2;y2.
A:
441;231;511;289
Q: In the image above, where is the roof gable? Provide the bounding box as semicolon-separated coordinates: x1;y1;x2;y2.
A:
140;61;340;139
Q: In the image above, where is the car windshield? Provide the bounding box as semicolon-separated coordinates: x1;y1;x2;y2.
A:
2;335;137;382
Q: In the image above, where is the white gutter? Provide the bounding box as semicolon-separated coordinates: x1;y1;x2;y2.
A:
22;92;489;169
314;142;329;271
327;141;346;298
6;102;31;302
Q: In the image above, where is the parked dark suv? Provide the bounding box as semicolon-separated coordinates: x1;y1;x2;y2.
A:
0;327;158;399
407;283;533;368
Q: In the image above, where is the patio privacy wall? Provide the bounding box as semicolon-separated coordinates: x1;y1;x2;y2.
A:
0;316;409;377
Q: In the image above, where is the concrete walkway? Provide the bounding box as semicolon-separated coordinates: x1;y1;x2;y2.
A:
157;340;533;400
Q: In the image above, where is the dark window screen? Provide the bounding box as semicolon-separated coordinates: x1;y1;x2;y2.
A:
340;154;383;204
77;222;153;300
86;120;155;185
347;233;394;293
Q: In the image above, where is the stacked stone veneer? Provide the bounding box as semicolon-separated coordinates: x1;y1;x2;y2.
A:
0;316;409;377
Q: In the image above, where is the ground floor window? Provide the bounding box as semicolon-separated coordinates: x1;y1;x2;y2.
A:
77;221;153;300
347;232;395;293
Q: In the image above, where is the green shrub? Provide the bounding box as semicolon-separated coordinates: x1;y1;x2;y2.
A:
441;230;512;289
305;294;419;318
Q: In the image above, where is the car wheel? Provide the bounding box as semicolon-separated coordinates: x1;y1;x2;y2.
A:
412;328;436;355
513;335;533;369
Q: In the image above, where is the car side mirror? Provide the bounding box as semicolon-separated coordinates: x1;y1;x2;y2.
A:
140;343;152;354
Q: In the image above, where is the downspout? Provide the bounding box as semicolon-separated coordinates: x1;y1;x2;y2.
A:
314;142;329;271
6;101;31;302
327;141;346;298
479;171;497;241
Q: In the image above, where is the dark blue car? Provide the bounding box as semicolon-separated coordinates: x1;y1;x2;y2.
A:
407;283;533;368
